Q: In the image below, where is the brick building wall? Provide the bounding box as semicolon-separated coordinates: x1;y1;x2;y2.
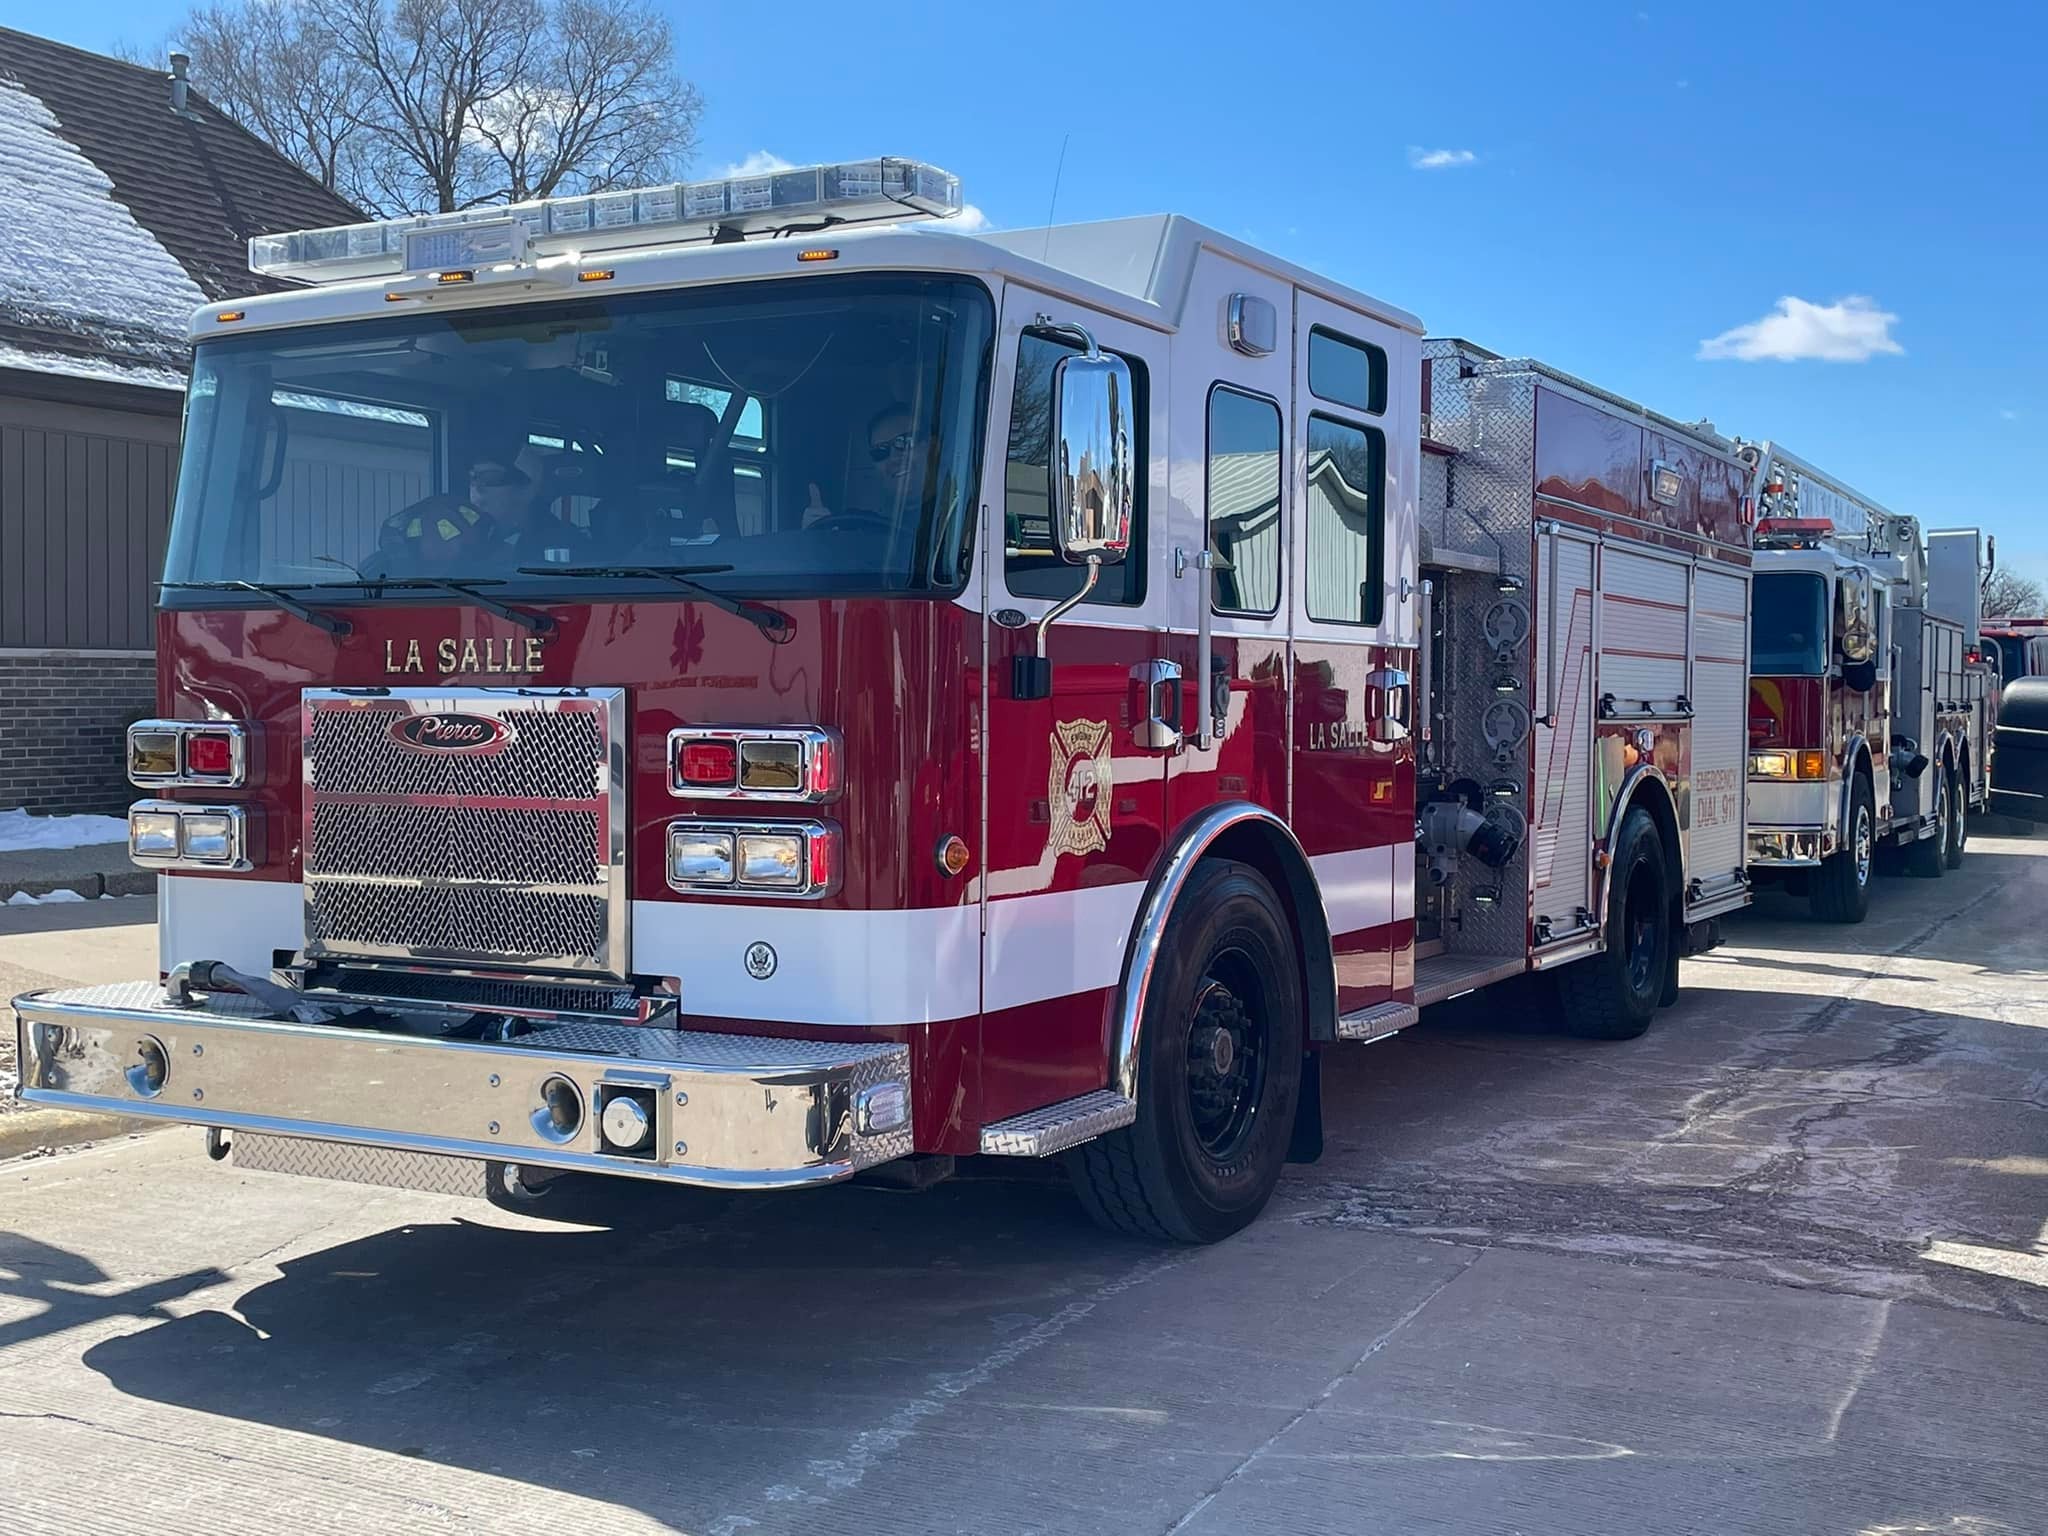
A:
0;651;155;815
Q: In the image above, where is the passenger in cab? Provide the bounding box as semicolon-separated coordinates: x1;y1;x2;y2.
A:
376;441;590;573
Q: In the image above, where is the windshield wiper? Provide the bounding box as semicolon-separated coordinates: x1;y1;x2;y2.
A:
362;577;554;634
519;565;793;642
159;579;353;637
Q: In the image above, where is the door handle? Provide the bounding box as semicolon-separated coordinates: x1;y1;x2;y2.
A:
1130;660;1184;751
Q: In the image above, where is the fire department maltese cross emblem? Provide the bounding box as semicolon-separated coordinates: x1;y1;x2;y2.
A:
1047;718;1113;859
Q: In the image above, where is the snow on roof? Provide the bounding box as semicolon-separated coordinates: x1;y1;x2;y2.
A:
0;75;204;376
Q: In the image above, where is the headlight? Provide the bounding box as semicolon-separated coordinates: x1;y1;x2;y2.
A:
669;828;736;886
129;810;181;859
666;820;841;898
736;831;805;887
181;813;235;863
1750;750;1828;779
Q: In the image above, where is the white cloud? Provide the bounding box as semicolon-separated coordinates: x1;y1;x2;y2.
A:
1697;295;1903;363
720;150;795;178
951;202;990;233
1409;147;1477;171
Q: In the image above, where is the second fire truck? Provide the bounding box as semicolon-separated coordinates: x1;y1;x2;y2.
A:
16;162;1755;1241
1743;447;1991;921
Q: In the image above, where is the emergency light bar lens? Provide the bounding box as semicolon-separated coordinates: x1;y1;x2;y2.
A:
679;740;739;788
185;732;235;778
249;159;964;283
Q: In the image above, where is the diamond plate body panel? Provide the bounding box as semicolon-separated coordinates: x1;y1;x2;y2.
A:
979;1089;1136;1157
13;980;912;1185
301;688;627;976
1335;1000;1418;1041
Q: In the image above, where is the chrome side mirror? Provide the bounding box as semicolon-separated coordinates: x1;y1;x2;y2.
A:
1049;349;1134;566
1015;327;1136;700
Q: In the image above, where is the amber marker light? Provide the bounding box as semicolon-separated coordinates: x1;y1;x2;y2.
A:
936;835;971;877
797;249;840;263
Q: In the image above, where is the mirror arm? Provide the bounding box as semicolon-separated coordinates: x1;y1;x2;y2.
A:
1036;555;1101;660
1032;316;1101;360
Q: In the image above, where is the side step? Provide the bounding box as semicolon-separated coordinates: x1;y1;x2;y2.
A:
980;1089;1136;1157
1335;1000;1418;1042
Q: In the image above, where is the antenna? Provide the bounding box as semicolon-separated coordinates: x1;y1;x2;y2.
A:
1042;134;1070;264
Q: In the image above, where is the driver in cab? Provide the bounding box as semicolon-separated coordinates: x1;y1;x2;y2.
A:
378;442;590;571
801;404;921;530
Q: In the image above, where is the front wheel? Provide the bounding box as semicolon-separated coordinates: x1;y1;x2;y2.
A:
1812;775;1875;922
1554;806;1670;1040
1067;859;1304;1244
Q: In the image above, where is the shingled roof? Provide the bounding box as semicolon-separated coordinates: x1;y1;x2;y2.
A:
0;27;363;388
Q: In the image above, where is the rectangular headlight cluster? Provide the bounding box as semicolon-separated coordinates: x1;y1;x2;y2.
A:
669;727;840;802
129;800;252;870
128;720;248;788
1748;749;1827;780
667;819;841;899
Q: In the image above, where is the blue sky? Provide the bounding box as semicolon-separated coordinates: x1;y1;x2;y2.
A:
20;0;2046;585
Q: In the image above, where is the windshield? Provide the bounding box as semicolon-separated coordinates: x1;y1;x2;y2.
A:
1751;571;1830;675
164;274;993;600
1994;635;2027;682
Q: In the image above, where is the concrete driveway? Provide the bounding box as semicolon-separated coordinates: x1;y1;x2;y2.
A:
2;838;2043;1534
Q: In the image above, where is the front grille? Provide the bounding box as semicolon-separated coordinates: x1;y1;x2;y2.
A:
302;690;625;974
319;966;640;1016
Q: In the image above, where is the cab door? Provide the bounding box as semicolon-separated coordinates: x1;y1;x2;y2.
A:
978;290;1175;1123
1288;292;1420;1012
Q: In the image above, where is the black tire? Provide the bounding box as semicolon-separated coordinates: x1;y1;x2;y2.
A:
1945;766;1968;869
1554;807;1670;1041
1906;770;1950;879
1812;774;1876;922
1066;859;1304;1244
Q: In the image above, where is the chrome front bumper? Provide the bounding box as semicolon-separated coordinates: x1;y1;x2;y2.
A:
11;981;912;1189
1747;828;1826;867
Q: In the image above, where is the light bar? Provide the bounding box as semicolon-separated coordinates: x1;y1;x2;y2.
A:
249;159;964;284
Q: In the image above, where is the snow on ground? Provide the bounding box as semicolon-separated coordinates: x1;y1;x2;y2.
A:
7;888;88;905
0;808;131;852
0;78;204;352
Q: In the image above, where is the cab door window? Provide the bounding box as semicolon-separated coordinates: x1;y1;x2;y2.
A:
1303;413;1385;626
1003;329;1147;605
1207;386;1282;615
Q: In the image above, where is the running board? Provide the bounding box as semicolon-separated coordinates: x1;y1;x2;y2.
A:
1335;1000;1417;1042
980;1090;1136;1157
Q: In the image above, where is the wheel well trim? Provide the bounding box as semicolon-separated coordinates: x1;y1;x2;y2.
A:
1839;734;1873;838
1596;766;1682;926
1110;803;1335;1102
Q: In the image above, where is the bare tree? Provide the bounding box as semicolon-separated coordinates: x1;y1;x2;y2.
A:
180;2;378;200
171;0;701;216
1984;567;2046;618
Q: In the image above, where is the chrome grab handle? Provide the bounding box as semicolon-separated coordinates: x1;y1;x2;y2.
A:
1130;660;1184;751
1194;550;1216;749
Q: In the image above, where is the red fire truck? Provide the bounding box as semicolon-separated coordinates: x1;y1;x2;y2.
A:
10;162;1752;1241
1743;448;1990;921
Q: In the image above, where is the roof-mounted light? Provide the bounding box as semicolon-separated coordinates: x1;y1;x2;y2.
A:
248;158;964;284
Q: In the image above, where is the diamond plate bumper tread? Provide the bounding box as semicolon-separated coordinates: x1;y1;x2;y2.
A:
1334;1000;1418;1041
980;1089;1136;1157
13;981;912;1189
233;1134;491;1198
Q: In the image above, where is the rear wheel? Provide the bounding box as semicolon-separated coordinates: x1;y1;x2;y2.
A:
1555;807;1669;1041
1946;766;1969;869
1907;771;1951;879
1067;859;1304;1244
1812;775;1875;922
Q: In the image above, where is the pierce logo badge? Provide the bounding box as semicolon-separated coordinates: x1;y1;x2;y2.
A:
389;713;511;754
